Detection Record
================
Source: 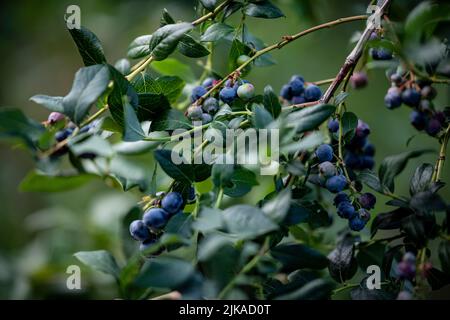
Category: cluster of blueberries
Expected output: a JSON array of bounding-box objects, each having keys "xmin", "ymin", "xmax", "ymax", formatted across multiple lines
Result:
[
  {"xmin": 396, "ymin": 252, "xmax": 416, "ymax": 281},
  {"xmin": 328, "ymin": 118, "xmax": 376, "ymax": 171},
  {"xmin": 279, "ymin": 75, "xmax": 322, "ymax": 104},
  {"xmin": 129, "ymin": 191, "xmax": 186, "ymax": 253},
  {"xmin": 187, "ymin": 77, "xmax": 256, "ymax": 123},
  {"xmin": 314, "ymin": 143, "xmax": 376, "ymax": 231},
  {"xmin": 384, "ymin": 73, "xmax": 446, "ymax": 136}
]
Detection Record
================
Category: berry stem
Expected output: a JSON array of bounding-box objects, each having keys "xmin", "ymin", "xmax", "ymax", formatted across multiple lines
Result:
[
  {"xmin": 214, "ymin": 188, "xmax": 224, "ymax": 209},
  {"xmin": 191, "ymin": 0, "xmax": 233, "ymax": 26},
  {"xmin": 320, "ymin": 0, "xmax": 391, "ymax": 103},
  {"xmin": 193, "ymin": 15, "xmax": 369, "ymax": 106},
  {"xmin": 433, "ymin": 124, "xmax": 450, "ymax": 182},
  {"xmin": 126, "ymin": 55, "xmax": 155, "ymax": 81}
]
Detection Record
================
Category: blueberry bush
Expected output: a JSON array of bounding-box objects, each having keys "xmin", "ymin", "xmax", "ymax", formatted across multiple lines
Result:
[{"xmin": 1, "ymin": 0, "xmax": 450, "ymax": 300}]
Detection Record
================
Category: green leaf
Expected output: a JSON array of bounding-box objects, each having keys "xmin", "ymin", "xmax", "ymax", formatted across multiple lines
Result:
[
  {"xmin": 271, "ymin": 243, "xmax": 329, "ymax": 272},
  {"xmin": 200, "ymin": 23, "xmax": 234, "ymax": 42},
  {"xmin": 405, "ymin": 2, "xmax": 450, "ymax": 42},
  {"xmin": 177, "ymin": 35, "xmax": 210, "ymax": 58},
  {"xmin": 410, "ymin": 163, "xmax": 434, "ymax": 195},
  {"xmin": 149, "ymin": 23, "xmax": 194, "ymax": 61},
  {"xmin": 193, "ymin": 207, "xmax": 224, "ymax": 233},
  {"xmin": 379, "ymin": 149, "xmax": 434, "ymax": 193},
  {"xmin": 280, "ymin": 131, "xmax": 324, "ymax": 154},
  {"xmin": 29, "ymin": 95, "xmax": 64, "ymax": 113},
  {"xmin": 252, "ymin": 104, "xmax": 273, "ymax": 129},
  {"xmin": 123, "ymin": 97, "xmax": 145, "ymax": 142},
  {"xmin": 69, "ymin": 135, "xmax": 114, "ymax": 158},
  {"xmin": 357, "ymin": 242, "xmax": 386, "ymax": 272},
  {"xmin": 199, "ymin": 0, "xmax": 217, "ymax": 11},
  {"xmin": 135, "ymin": 257, "xmax": 195, "ymax": 289},
  {"xmin": 165, "ymin": 212, "xmax": 193, "ymax": 240},
  {"xmin": 286, "ymin": 104, "xmax": 336, "ymax": 133},
  {"xmin": 131, "ymin": 73, "xmax": 184, "ymax": 104},
  {"xmin": 358, "ymin": 170, "xmax": 383, "ymax": 193},
  {"xmin": 0, "ymin": 108, "xmax": 44, "ymax": 148},
  {"xmin": 262, "ymin": 189, "xmax": 292, "ymax": 223},
  {"xmin": 244, "ymin": 0, "xmax": 285, "ymax": 19},
  {"xmin": 263, "ymin": 85, "xmax": 281, "ymax": 118},
  {"xmin": 334, "ymin": 92, "xmax": 349, "ymax": 106},
  {"xmin": 127, "ymin": 35, "xmax": 152, "ymax": 59},
  {"xmin": 327, "ymin": 235, "xmax": 357, "ymax": 283},
  {"xmin": 151, "ymin": 58, "xmax": 195, "ymax": 83},
  {"xmin": 223, "ymin": 166, "xmax": 259, "ymax": 197},
  {"xmin": 223, "ymin": 205, "xmax": 278, "ymax": 240},
  {"xmin": 62, "ymin": 64, "xmax": 110, "ymax": 124},
  {"xmin": 149, "ymin": 109, "xmax": 191, "ymax": 131},
  {"xmin": 20, "ymin": 171, "xmax": 97, "ymax": 192},
  {"xmin": 154, "ymin": 149, "xmax": 194, "ymax": 184},
  {"xmin": 68, "ymin": 26, "xmax": 107, "ymax": 66},
  {"xmin": 74, "ymin": 250, "xmax": 120, "ymax": 279},
  {"xmin": 341, "ymin": 112, "xmax": 358, "ymax": 136}
]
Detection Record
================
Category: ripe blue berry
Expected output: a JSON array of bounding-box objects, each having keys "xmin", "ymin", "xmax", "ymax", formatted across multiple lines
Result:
[
  {"xmin": 289, "ymin": 78, "xmax": 304, "ymax": 96},
  {"xmin": 220, "ymin": 86, "xmax": 237, "ymax": 104},
  {"xmin": 315, "ymin": 144, "xmax": 333, "ymax": 163},
  {"xmin": 202, "ymin": 97, "xmax": 219, "ymax": 114},
  {"xmin": 348, "ymin": 216, "xmax": 366, "ymax": 231},
  {"xmin": 403, "ymin": 252, "xmax": 416, "ymax": 264},
  {"xmin": 191, "ymin": 86, "xmax": 207, "ymax": 102},
  {"xmin": 326, "ymin": 175, "xmax": 347, "ymax": 193},
  {"xmin": 201, "ymin": 113, "xmax": 213, "ymax": 124},
  {"xmin": 202, "ymin": 77, "xmax": 215, "ymax": 88},
  {"xmin": 401, "ymin": 88, "xmax": 421, "ymax": 107},
  {"xmin": 291, "ymin": 95, "xmax": 306, "ymax": 104},
  {"xmin": 161, "ymin": 192, "xmax": 184, "ymax": 215},
  {"xmin": 328, "ymin": 119, "xmax": 339, "ymax": 133},
  {"xmin": 421, "ymin": 86, "xmax": 437, "ymax": 100},
  {"xmin": 357, "ymin": 208, "xmax": 371, "ymax": 222},
  {"xmin": 356, "ymin": 120, "xmax": 370, "ymax": 138},
  {"xmin": 333, "ymin": 192, "xmax": 350, "ymax": 206},
  {"xmin": 350, "ymin": 72, "xmax": 368, "ymax": 89},
  {"xmin": 384, "ymin": 88, "xmax": 402, "ymax": 109},
  {"xmin": 143, "ymin": 208, "xmax": 169, "ymax": 229},
  {"xmin": 360, "ymin": 156, "xmax": 375, "ymax": 170},
  {"xmin": 139, "ymin": 238, "xmax": 158, "ymax": 252},
  {"xmin": 48, "ymin": 112, "xmax": 65, "ymax": 124},
  {"xmin": 55, "ymin": 128, "xmax": 74, "ymax": 142},
  {"xmin": 377, "ymin": 48, "xmax": 393, "ymax": 60},
  {"xmin": 290, "ymin": 75, "xmax": 305, "ymax": 83},
  {"xmin": 410, "ymin": 111, "xmax": 427, "ymax": 131},
  {"xmin": 280, "ymin": 84, "xmax": 293, "ymax": 100},
  {"xmin": 426, "ymin": 118, "xmax": 442, "ymax": 136},
  {"xmin": 304, "ymin": 84, "xmax": 322, "ymax": 102},
  {"xmin": 390, "ymin": 73, "xmax": 403, "ymax": 85},
  {"xmin": 359, "ymin": 193, "xmax": 376, "ymax": 209},
  {"xmin": 396, "ymin": 261, "xmax": 416, "ymax": 280},
  {"xmin": 363, "ymin": 143, "xmax": 375, "ymax": 156},
  {"xmin": 318, "ymin": 161, "xmax": 336, "ymax": 178},
  {"xmin": 337, "ymin": 202, "xmax": 356, "ymax": 219},
  {"xmin": 187, "ymin": 106, "xmax": 203, "ymax": 120},
  {"xmin": 237, "ymin": 83, "xmax": 255, "ymax": 100},
  {"xmin": 129, "ymin": 220, "xmax": 151, "ymax": 241}
]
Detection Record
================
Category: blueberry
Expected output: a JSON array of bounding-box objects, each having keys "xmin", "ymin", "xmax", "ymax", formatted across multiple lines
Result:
[
  {"xmin": 333, "ymin": 192, "xmax": 350, "ymax": 206},
  {"xmin": 363, "ymin": 143, "xmax": 375, "ymax": 156},
  {"xmin": 337, "ymin": 202, "xmax": 356, "ymax": 219},
  {"xmin": 289, "ymin": 78, "xmax": 304, "ymax": 96},
  {"xmin": 348, "ymin": 216, "xmax": 366, "ymax": 231},
  {"xmin": 315, "ymin": 144, "xmax": 333, "ymax": 163},
  {"xmin": 237, "ymin": 83, "xmax": 255, "ymax": 100},
  {"xmin": 357, "ymin": 208, "xmax": 371, "ymax": 222},
  {"xmin": 384, "ymin": 88, "xmax": 402, "ymax": 109},
  {"xmin": 410, "ymin": 111, "xmax": 427, "ymax": 131},
  {"xmin": 369, "ymin": 48, "xmax": 379, "ymax": 60},
  {"xmin": 326, "ymin": 175, "xmax": 347, "ymax": 193},
  {"xmin": 350, "ymin": 72, "xmax": 368, "ymax": 89},
  {"xmin": 202, "ymin": 77, "xmax": 215, "ymax": 88},
  {"xmin": 328, "ymin": 118, "xmax": 339, "ymax": 133},
  {"xmin": 202, "ymin": 97, "xmax": 219, "ymax": 114},
  {"xmin": 421, "ymin": 86, "xmax": 437, "ymax": 100},
  {"xmin": 435, "ymin": 111, "xmax": 446, "ymax": 125},
  {"xmin": 280, "ymin": 84, "xmax": 293, "ymax": 100},
  {"xmin": 369, "ymin": 31, "xmax": 378, "ymax": 41},
  {"xmin": 390, "ymin": 73, "xmax": 403, "ymax": 85},
  {"xmin": 191, "ymin": 86, "xmax": 207, "ymax": 102},
  {"xmin": 201, "ymin": 113, "xmax": 213, "ymax": 124},
  {"xmin": 143, "ymin": 208, "xmax": 169, "ymax": 229},
  {"xmin": 359, "ymin": 192, "xmax": 376, "ymax": 209},
  {"xmin": 48, "ymin": 112, "xmax": 65, "ymax": 124},
  {"xmin": 219, "ymin": 86, "xmax": 237, "ymax": 104},
  {"xmin": 318, "ymin": 161, "xmax": 336, "ymax": 178},
  {"xmin": 187, "ymin": 186, "xmax": 196, "ymax": 203},
  {"xmin": 129, "ymin": 220, "xmax": 151, "ymax": 241},
  {"xmin": 161, "ymin": 192, "xmax": 184, "ymax": 215},
  {"xmin": 290, "ymin": 75, "xmax": 305, "ymax": 83},
  {"xmin": 356, "ymin": 120, "xmax": 370, "ymax": 138},
  {"xmin": 377, "ymin": 47, "xmax": 393, "ymax": 60},
  {"xmin": 224, "ymin": 79, "xmax": 239, "ymax": 89},
  {"xmin": 187, "ymin": 106, "xmax": 203, "ymax": 120},
  {"xmin": 344, "ymin": 152, "xmax": 361, "ymax": 169},
  {"xmin": 360, "ymin": 156, "xmax": 375, "ymax": 170},
  {"xmin": 347, "ymin": 135, "xmax": 367, "ymax": 150},
  {"xmin": 401, "ymin": 88, "xmax": 421, "ymax": 107},
  {"xmin": 403, "ymin": 252, "xmax": 416, "ymax": 264},
  {"xmin": 304, "ymin": 84, "xmax": 322, "ymax": 102},
  {"xmin": 55, "ymin": 128, "xmax": 74, "ymax": 142},
  {"xmin": 396, "ymin": 261, "xmax": 416, "ymax": 280},
  {"xmin": 426, "ymin": 118, "xmax": 442, "ymax": 136},
  {"xmin": 291, "ymin": 95, "xmax": 306, "ymax": 104}
]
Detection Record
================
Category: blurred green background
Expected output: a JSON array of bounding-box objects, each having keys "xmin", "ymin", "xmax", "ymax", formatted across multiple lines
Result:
[{"xmin": 0, "ymin": 0, "xmax": 448, "ymax": 299}]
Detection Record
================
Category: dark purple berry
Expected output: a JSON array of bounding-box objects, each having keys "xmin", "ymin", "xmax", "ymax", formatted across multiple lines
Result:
[
  {"xmin": 356, "ymin": 120, "xmax": 370, "ymax": 138},
  {"xmin": 421, "ymin": 86, "xmax": 437, "ymax": 100},
  {"xmin": 328, "ymin": 118, "xmax": 339, "ymax": 133},
  {"xmin": 334, "ymin": 192, "xmax": 350, "ymax": 206},
  {"xmin": 337, "ymin": 202, "xmax": 356, "ymax": 219},
  {"xmin": 350, "ymin": 72, "xmax": 368, "ymax": 89},
  {"xmin": 390, "ymin": 73, "xmax": 403, "ymax": 86},
  {"xmin": 401, "ymin": 88, "xmax": 421, "ymax": 107},
  {"xmin": 426, "ymin": 118, "xmax": 442, "ymax": 136},
  {"xmin": 363, "ymin": 143, "xmax": 375, "ymax": 156},
  {"xmin": 359, "ymin": 193, "xmax": 376, "ymax": 210},
  {"xmin": 348, "ymin": 216, "xmax": 366, "ymax": 231},
  {"xmin": 410, "ymin": 111, "xmax": 427, "ymax": 131}
]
